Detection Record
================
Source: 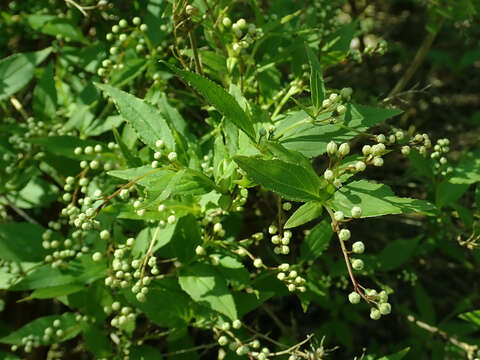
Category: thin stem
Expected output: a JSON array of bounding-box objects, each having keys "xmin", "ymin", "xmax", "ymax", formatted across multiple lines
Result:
[
  {"xmin": 188, "ymin": 30, "xmax": 203, "ymax": 74},
  {"xmin": 4, "ymin": 196, "xmax": 40, "ymax": 225},
  {"xmin": 387, "ymin": 21, "xmax": 443, "ymax": 99},
  {"xmin": 270, "ymin": 333, "xmax": 314, "ymax": 356},
  {"xmin": 140, "ymin": 224, "xmax": 162, "ymax": 279}
]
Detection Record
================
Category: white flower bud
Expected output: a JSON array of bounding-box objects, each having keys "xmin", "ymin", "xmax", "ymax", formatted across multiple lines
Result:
[
  {"xmin": 324, "ymin": 169, "xmax": 334, "ymax": 181},
  {"xmin": 401, "ymin": 145, "xmax": 410, "ymax": 155},
  {"xmin": 336, "ymin": 104, "xmax": 346, "ymax": 115},
  {"xmin": 355, "ymin": 161, "xmax": 366, "ymax": 172},
  {"xmin": 326, "ymin": 141, "xmax": 337, "ymax": 156},
  {"xmin": 253, "ymin": 258, "xmax": 263, "ymax": 268},
  {"xmin": 351, "ymin": 206, "xmax": 362, "ymax": 218},
  {"xmin": 340, "ymin": 87, "xmax": 353, "ymax": 100},
  {"xmin": 167, "ymin": 152, "xmax": 177, "ymax": 161},
  {"xmin": 351, "ymin": 258, "xmax": 364, "ymax": 270},
  {"xmin": 348, "ymin": 292, "xmax": 361, "ymax": 304},
  {"xmin": 362, "ymin": 145, "xmax": 372, "ymax": 155},
  {"xmin": 376, "ymin": 134, "xmax": 386, "ymax": 143},
  {"xmin": 370, "ymin": 308, "xmax": 381, "ymax": 320},
  {"xmin": 352, "ymin": 241, "xmax": 365, "ymax": 254},
  {"xmin": 379, "ymin": 302, "xmax": 391, "ymax": 315},
  {"xmin": 334, "ymin": 211, "xmax": 344, "ymax": 221},
  {"xmin": 338, "ymin": 143, "xmax": 350, "ymax": 156},
  {"xmin": 338, "ymin": 229, "xmax": 351, "ymax": 241},
  {"xmin": 373, "ymin": 157, "xmax": 384, "ymax": 167}
]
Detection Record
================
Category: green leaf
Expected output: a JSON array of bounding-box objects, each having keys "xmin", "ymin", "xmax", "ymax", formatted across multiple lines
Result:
[
  {"xmin": 408, "ymin": 149, "xmax": 434, "ymax": 178},
  {"xmin": 28, "ymin": 136, "xmax": 103, "ymax": 160},
  {"xmin": 110, "ymin": 58, "xmax": 149, "ymax": 87},
  {"xmin": 300, "ymin": 219, "xmax": 333, "ymax": 261},
  {"xmin": 285, "ymin": 201, "xmax": 324, "ymax": 229},
  {"xmin": 156, "ymin": 215, "xmax": 202, "ymax": 263},
  {"xmin": 41, "ymin": 18, "xmax": 86, "ymax": 42},
  {"xmin": 459, "ymin": 310, "xmax": 480, "ymax": 328},
  {"xmin": 130, "ymin": 345, "xmax": 163, "ymax": 360},
  {"xmin": 377, "ymin": 347, "xmax": 410, "ymax": 360},
  {"xmin": 83, "ymin": 326, "xmax": 113, "ymax": 358},
  {"xmin": 8, "ymin": 176, "xmax": 57, "ymax": 209},
  {"xmin": 85, "ymin": 115, "xmax": 125, "ymax": 136},
  {"xmin": 234, "ymin": 156, "xmax": 323, "ymax": 202},
  {"xmin": 376, "ymin": 237, "xmax": 420, "ymax": 271},
  {"xmin": 0, "ymin": 48, "xmax": 52, "ymax": 100},
  {"xmin": 123, "ymin": 278, "xmax": 192, "ymax": 328},
  {"xmin": 112, "ymin": 127, "xmax": 142, "ymax": 168},
  {"xmin": 163, "ymin": 62, "xmax": 256, "ymax": 140},
  {"xmin": 20, "ymin": 283, "xmax": 84, "ymax": 301},
  {"xmin": 96, "ymin": 83, "xmax": 175, "ymax": 150},
  {"xmin": 10, "ymin": 256, "xmax": 106, "ymax": 291},
  {"xmin": 329, "ymin": 180, "xmax": 435, "ymax": 218},
  {"xmin": 435, "ymin": 181, "xmax": 469, "ymax": 208},
  {"xmin": 0, "ymin": 222, "xmax": 48, "ymax": 262},
  {"xmin": 278, "ymin": 104, "xmax": 402, "ymax": 157},
  {"xmin": 321, "ymin": 21, "xmax": 357, "ymax": 66},
  {"xmin": 178, "ymin": 263, "xmax": 238, "ymax": 320},
  {"xmin": 33, "ymin": 61, "xmax": 57, "ymax": 121},
  {"xmin": 449, "ymin": 149, "xmax": 480, "ymax": 184},
  {"xmin": 305, "ymin": 45, "xmax": 325, "ymax": 111},
  {"xmin": 0, "ymin": 313, "xmax": 81, "ymax": 345}
]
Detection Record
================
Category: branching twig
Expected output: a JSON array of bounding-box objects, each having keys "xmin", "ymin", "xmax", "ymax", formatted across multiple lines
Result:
[{"xmin": 407, "ymin": 315, "xmax": 478, "ymax": 359}]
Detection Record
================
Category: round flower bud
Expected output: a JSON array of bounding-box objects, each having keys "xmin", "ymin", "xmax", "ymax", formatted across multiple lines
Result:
[
  {"xmin": 379, "ymin": 302, "xmax": 391, "ymax": 315},
  {"xmin": 92, "ymin": 252, "xmax": 103, "ymax": 261},
  {"xmin": 362, "ymin": 145, "xmax": 372, "ymax": 155},
  {"xmin": 338, "ymin": 143, "xmax": 350, "ymax": 156},
  {"xmin": 401, "ymin": 145, "xmax": 410, "ymax": 156},
  {"xmin": 167, "ymin": 215, "xmax": 176, "ymax": 224},
  {"xmin": 355, "ymin": 161, "xmax": 366, "ymax": 172},
  {"xmin": 334, "ymin": 211, "xmax": 344, "ymax": 221},
  {"xmin": 336, "ymin": 104, "xmax": 346, "ymax": 115},
  {"xmin": 133, "ymin": 17, "xmax": 141, "ymax": 25},
  {"xmin": 348, "ymin": 291, "xmax": 361, "ymax": 304},
  {"xmin": 340, "ymin": 87, "xmax": 353, "ymax": 100},
  {"xmin": 195, "ymin": 245, "xmax": 206, "ymax": 256},
  {"xmin": 253, "ymin": 258, "xmax": 263, "ymax": 268},
  {"xmin": 167, "ymin": 152, "xmax": 177, "ymax": 161},
  {"xmin": 370, "ymin": 308, "xmax": 381, "ymax": 320},
  {"xmin": 277, "ymin": 272, "xmax": 286, "ymax": 281},
  {"xmin": 326, "ymin": 141, "xmax": 337, "ymax": 156},
  {"xmin": 322, "ymin": 99, "xmax": 331, "ymax": 108},
  {"xmin": 371, "ymin": 143, "xmax": 386, "ymax": 156},
  {"xmin": 351, "ymin": 206, "xmax": 362, "ymax": 218},
  {"xmin": 324, "ymin": 169, "xmax": 334, "ymax": 181},
  {"xmin": 338, "ymin": 229, "xmax": 351, "ymax": 241},
  {"xmin": 282, "ymin": 202, "xmax": 292, "ymax": 211},
  {"xmin": 352, "ymin": 241, "xmax": 365, "ymax": 254},
  {"xmin": 351, "ymin": 259, "xmax": 364, "ymax": 270},
  {"xmin": 376, "ymin": 134, "xmax": 386, "ymax": 143},
  {"xmin": 100, "ymin": 230, "xmax": 110, "ymax": 240},
  {"xmin": 139, "ymin": 24, "xmax": 148, "ymax": 32},
  {"xmin": 222, "ymin": 17, "xmax": 232, "ymax": 28},
  {"xmin": 378, "ymin": 291, "xmax": 388, "ymax": 303},
  {"xmin": 218, "ymin": 336, "xmax": 228, "ymax": 346},
  {"xmin": 278, "ymin": 263, "xmax": 289, "ymax": 271},
  {"xmin": 373, "ymin": 157, "xmax": 384, "ymax": 167},
  {"xmin": 236, "ymin": 345, "xmax": 249, "ymax": 356},
  {"xmin": 232, "ymin": 319, "xmax": 242, "ymax": 329},
  {"xmin": 136, "ymin": 292, "xmax": 146, "ymax": 302}
]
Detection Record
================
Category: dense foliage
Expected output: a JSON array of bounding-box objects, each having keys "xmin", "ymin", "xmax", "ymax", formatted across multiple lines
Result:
[{"xmin": 1, "ymin": 0, "xmax": 480, "ymax": 359}]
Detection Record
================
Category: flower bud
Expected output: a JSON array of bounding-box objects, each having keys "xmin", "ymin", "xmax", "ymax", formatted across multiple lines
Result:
[
  {"xmin": 355, "ymin": 161, "xmax": 366, "ymax": 172},
  {"xmin": 334, "ymin": 211, "xmax": 344, "ymax": 221},
  {"xmin": 351, "ymin": 258, "xmax": 364, "ymax": 270},
  {"xmin": 352, "ymin": 241, "xmax": 365, "ymax": 254},
  {"xmin": 348, "ymin": 291, "xmax": 361, "ymax": 304},
  {"xmin": 338, "ymin": 143, "xmax": 350, "ymax": 156},
  {"xmin": 370, "ymin": 308, "xmax": 381, "ymax": 320},
  {"xmin": 401, "ymin": 145, "xmax": 410, "ymax": 156},
  {"xmin": 379, "ymin": 302, "xmax": 391, "ymax": 315},
  {"xmin": 351, "ymin": 206, "xmax": 362, "ymax": 218},
  {"xmin": 326, "ymin": 141, "xmax": 337, "ymax": 156},
  {"xmin": 340, "ymin": 87, "xmax": 353, "ymax": 100},
  {"xmin": 324, "ymin": 169, "xmax": 334, "ymax": 181},
  {"xmin": 338, "ymin": 228, "xmax": 351, "ymax": 241},
  {"xmin": 362, "ymin": 145, "xmax": 372, "ymax": 155},
  {"xmin": 373, "ymin": 157, "xmax": 384, "ymax": 167}
]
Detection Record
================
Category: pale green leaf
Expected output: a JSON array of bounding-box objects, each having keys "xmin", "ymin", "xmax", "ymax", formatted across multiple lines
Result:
[
  {"xmin": 305, "ymin": 45, "xmax": 325, "ymax": 111},
  {"xmin": 96, "ymin": 83, "xmax": 175, "ymax": 150},
  {"xmin": 234, "ymin": 156, "xmax": 323, "ymax": 202},
  {"xmin": 163, "ymin": 63, "xmax": 256, "ymax": 140},
  {"xmin": 300, "ymin": 219, "xmax": 333, "ymax": 261},
  {"xmin": 178, "ymin": 263, "xmax": 238, "ymax": 320},
  {"xmin": 285, "ymin": 201, "xmax": 324, "ymax": 229},
  {"xmin": 329, "ymin": 180, "xmax": 435, "ymax": 217}
]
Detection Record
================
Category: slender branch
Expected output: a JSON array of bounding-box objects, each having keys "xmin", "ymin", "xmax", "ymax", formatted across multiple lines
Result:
[
  {"xmin": 407, "ymin": 315, "xmax": 478, "ymax": 359},
  {"xmin": 270, "ymin": 333, "xmax": 314, "ymax": 356},
  {"xmin": 388, "ymin": 22, "xmax": 443, "ymax": 98},
  {"xmin": 4, "ymin": 196, "xmax": 40, "ymax": 225},
  {"xmin": 140, "ymin": 224, "xmax": 162, "ymax": 279},
  {"xmin": 188, "ymin": 31, "xmax": 203, "ymax": 74}
]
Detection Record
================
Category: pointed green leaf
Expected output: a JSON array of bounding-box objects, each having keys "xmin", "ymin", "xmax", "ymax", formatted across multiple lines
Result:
[
  {"xmin": 163, "ymin": 62, "xmax": 256, "ymax": 140},
  {"xmin": 96, "ymin": 83, "xmax": 175, "ymax": 150},
  {"xmin": 305, "ymin": 45, "xmax": 325, "ymax": 111},
  {"xmin": 300, "ymin": 219, "xmax": 333, "ymax": 261},
  {"xmin": 0, "ymin": 222, "xmax": 48, "ymax": 262},
  {"xmin": 330, "ymin": 180, "xmax": 435, "ymax": 217},
  {"xmin": 179, "ymin": 263, "xmax": 238, "ymax": 320},
  {"xmin": 33, "ymin": 61, "xmax": 57, "ymax": 121},
  {"xmin": 0, "ymin": 48, "xmax": 52, "ymax": 100},
  {"xmin": 285, "ymin": 201, "xmax": 324, "ymax": 229},
  {"xmin": 234, "ymin": 155, "xmax": 323, "ymax": 202}
]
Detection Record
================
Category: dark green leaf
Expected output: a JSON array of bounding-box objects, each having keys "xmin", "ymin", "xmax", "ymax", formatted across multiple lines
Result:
[
  {"xmin": 83, "ymin": 326, "xmax": 113, "ymax": 358},
  {"xmin": 330, "ymin": 180, "xmax": 435, "ymax": 218},
  {"xmin": 33, "ymin": 61, "xmax": 57, "ymax": 121},
  {"xmin": 285, "ymin": 201, "xmax": 324, "ymax": 229},
  {"xmin": 0, "ymin": 313, "xmax": 81, "ymax": 345},
  {"xmin": 234, "ymin": 155, "xmax": 323, "ymax": 202},
  {"xmin": 163, "ymin": 62, "xmax": 256, "ymax": 140},
  {"xmin": 110, "ymin": 58, "xmax": 149, "ymax": 87},
  {"xmin": 300, "ymin": 219, "xmax": 333, "ymax": 261},
  {"xmin": 435, "ymin": 181, "xmax": 469, "ymax": 208},
  {"xmin": 0, "ymin": 48, "xmax": 52, "ymax": 100},
  {"xmin": 0, "ymin": 222, "xmax": 48, "ymax": 262},
  {"xmin": 178, "ymin": 263, "xmax": 238, "ymax": 320},
  {"xmin": 305, "ymin": 45, "xmax": 325, "ymax": 110},
  {"xmin": 96, "ymin": 83, "xmax": 175, "ymax": 150}
]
